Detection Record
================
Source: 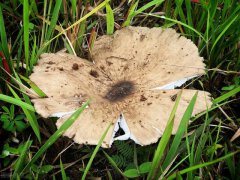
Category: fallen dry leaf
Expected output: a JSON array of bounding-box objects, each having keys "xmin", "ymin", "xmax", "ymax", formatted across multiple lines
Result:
[{"xmin": 231, "ymin": 128, "xmax": 240, "ymax": 142}]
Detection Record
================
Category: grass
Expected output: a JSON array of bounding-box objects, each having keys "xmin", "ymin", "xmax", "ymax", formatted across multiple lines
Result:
[
  {"xmin": 0, "ymin": 0, "xmax": 240, "ymax": 179},
  {"xmin": 147, "ymin": 91, "xmax": 183, "ymax": 179}
]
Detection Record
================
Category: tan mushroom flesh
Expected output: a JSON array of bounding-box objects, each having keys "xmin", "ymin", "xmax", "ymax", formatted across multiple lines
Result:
[{"xmin": 30, "ymin": 26, "xmax": 212, "ymax": 148}]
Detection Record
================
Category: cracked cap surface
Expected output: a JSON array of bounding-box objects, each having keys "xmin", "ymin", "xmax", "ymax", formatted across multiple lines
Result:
[{"xmin": 30, "ymin": 26, "xmax": 212, "ymax": 148}]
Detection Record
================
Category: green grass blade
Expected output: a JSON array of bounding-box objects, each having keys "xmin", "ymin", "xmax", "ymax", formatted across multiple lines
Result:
[
  {"xmin": 106, "ymin": 1, "xmax": 114, "ymax": 35},
  {"xmin": 12, "ymin": 26, "xmax": 23, "ymax": 58},
  {"xmin": 0, "ymin": 5, "xmax": 10, "ymax": 61},
  {"xmin": 11, "ymin": 69, "xmax": 41, "ymax": 143},
  {"xmin": 19, "ymin": 74, "xmax": 47, "ymax": 98},
  {"xmin": 82, "ymin": 123, "xmax": 113, "ymax": 180},
  {"xmin": 174, "ymin": 0, "xmax": 187, "ymax": 29},
  {"xmin": 63, "ymin": 38, "xmax": 75, "ymax": 55},
  {"xmin": 107, "ymin": 170, "xmax": 113, "ymax": 180},
  {"xmin": 75, "ymin": 19, "xmax": 86, "ymax": 54},
  {"xmin": 124, "ymin": 0, "xmax": 165, "ymax": 26},
  {"xmin": 210, "ymin": 14, "xmax": 239, "ymax": 54},
  {"xmin": 30, "ymin": 0, "xmax": 38, "ymax": 16},
  {"xmin": 12, "ymin": 139, "xmax": 32, "ymax": 179},
  {"xmin": 23, "ymin": 0, "xmax": 29, "ymax": 74},
  {"xmin": 186, "ymin": 129, "xmax": 195, "ymax": 179},
  {"xmin": 45, "ymin": 0, "xmax": 62, "ymax": 41},
  {"xmin": 145, "ymin": 13, "xmax": 206, "ymax": 42},
  {"xmin": 185, "ymin": 0, "xmax": 194, "ymax": 39},
  {"xmin": 40, "ymin": 0, "xmax": 47, "ymax": 46},
  {"xmin": 167, "ymin": 151, "xmax": 239, "ymax": 180},
  {"xmin": 0, "ymin": 94, "xmax": 35, "ymax": 111},
  {"xmin": 7, "ymin": 84, "xmax": 41, "ymax": 142},
  {"xmin": 21, "ymin": 100, "xmax": 90, "ymax": 174},
  {"xmin": 122, "ymin": 0, "xmax": 139, "ymax": 27},
  {"xmin": 71, "ymin": 0, "xmax": 77, "ymax": 20},
  {"xmin": 147, "ymin": 91, "xmax": 183, "ymax": 180},
  {"xmin": 202, "ymin": 9, "xmax": 210, "ymax": 56},
  {"xmin": 29, "ymin": 34, "xmax": 37, "ymax": 70},
  {"xmin": 162, "ymin": 92, "xmax": 198, "ymax": 171},
  {"xmin": 134, "ymin": 0, "xmax": 164, "ymax": 16},
  {"xmin": 16, "ymin": 33, "xmax": 23, "ymax": 71},
  {"xmin": 213, "ymin": 86, "xmax": 240, "ymax": 104},
  {"xmin": 103, "ymin": 151, "xmax": 125, "ymax": 177},
  {"xmin": 224, "ymin": 144, "xmax": 236, "ymax": 179},
  {"xmin": 162, "ymin": 155, "xmax": 189, "ymax": 179},
  {"xmin": 60, "ymin": 158, "xmax": 67, "ymax": 180}
]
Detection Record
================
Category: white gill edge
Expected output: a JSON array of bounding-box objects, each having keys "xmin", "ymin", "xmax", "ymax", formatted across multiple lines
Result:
[
  {"xmin": 50, "ymin": 105, "xmax": 89, "ymax": 118},
  {"xmin": 50, "ymin": 111, "xmax": 76, "ymax": 118},
  {"xmin": 110, "ymin": 113, "xmax": 141, "ymax": 146},
  {"xmin": 152, "ymin": 75, "xmax": 199, "ymax": 90}
]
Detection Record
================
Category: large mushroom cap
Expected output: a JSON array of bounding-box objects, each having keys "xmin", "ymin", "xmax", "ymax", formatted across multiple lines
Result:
[{"xmin": 30, "ymin": 26, "xmax": 212, "ymax": 148}]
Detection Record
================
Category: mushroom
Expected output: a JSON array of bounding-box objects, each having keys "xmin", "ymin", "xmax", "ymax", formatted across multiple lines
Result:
[{"xmin": 30, "ymin": 26, "xmax": 212, "ymax": 148}]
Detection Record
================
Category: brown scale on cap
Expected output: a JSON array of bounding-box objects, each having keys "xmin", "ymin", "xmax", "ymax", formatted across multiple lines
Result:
[
  {"xmin": 72, "ymin": 63, "xmax": 79, "ymax": 70},
  {"xmin": 140, "ymin": 95, "xmax": 147, "ymax": 101},
  {"xmin": 89, "ymin": 70, "xmax": 99, "ymax": 78}
]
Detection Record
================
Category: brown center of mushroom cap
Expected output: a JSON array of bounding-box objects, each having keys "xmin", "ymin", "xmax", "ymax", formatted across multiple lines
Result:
[{"xmin": 105, "ymin": 81, "xmax": 134, "ymax": 102}]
